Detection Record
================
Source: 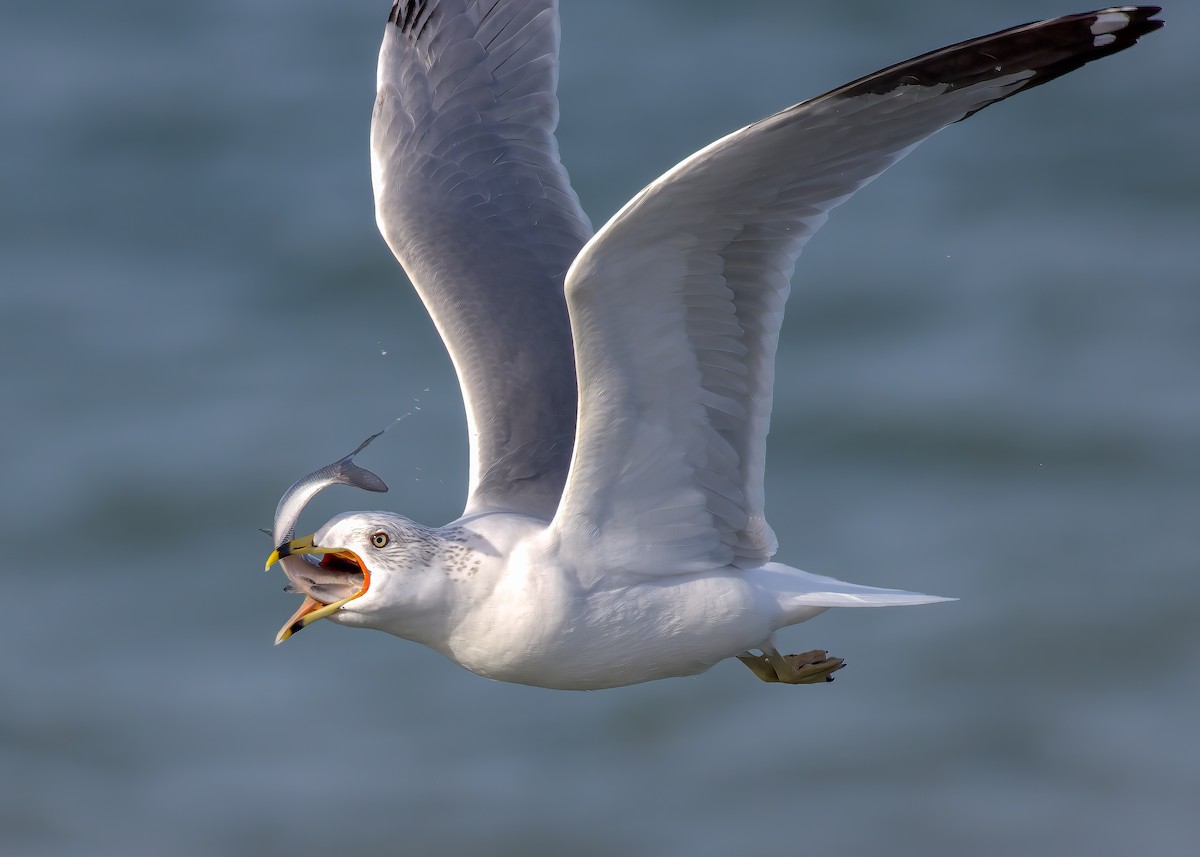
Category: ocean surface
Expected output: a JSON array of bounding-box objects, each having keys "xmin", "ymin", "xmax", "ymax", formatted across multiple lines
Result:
[{"xmin": 3, "ymin": 2, "xmax": 1198, "ymax": 855}]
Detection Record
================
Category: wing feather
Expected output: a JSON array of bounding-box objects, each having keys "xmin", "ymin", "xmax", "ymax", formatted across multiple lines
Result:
[
  {"xmin": 372, "ymin": 0, "xmax": 592, "ymax": 519},
  {"xmin": 550, "ymin": 7, "xmax": 1161, "ymax": 578}
]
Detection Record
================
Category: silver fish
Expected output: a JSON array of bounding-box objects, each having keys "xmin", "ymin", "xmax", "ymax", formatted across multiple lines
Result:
[
  {"xmin": 270, "ymin": 430, "xmax": 389, "ymax": 549},
  {"xmin": 264, "ymin": 430, "xmax": 390, "ymax": 644}
]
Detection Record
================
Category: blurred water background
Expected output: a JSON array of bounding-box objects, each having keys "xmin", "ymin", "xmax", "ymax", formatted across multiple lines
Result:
[{"xmin": 2, "ymin": 1, "xmax": 1198, "ymax": 855}]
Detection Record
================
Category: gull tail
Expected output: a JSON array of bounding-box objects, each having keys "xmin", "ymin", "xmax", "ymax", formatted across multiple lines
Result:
[{"xmin": 748, "ymin": 563, "xmax": 954, "ymax": 623}]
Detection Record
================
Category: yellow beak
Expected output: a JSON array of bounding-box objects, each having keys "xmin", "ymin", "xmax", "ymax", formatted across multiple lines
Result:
[
  {"xmin": 265, "ymin": 534, "xmax": 336, "ymax": 571},
  {"xmin": 273, "ymin": 594, "xmax": 358, "ymax": 645}
]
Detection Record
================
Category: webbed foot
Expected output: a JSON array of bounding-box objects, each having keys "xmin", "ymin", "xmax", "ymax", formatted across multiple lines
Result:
[{"xmin": 737, "ymin": 647, "xmax": 845, "ymax": 684}]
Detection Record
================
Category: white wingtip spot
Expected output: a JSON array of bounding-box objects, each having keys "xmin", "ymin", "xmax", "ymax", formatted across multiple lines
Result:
[
  {"xmin": 1094, "ymin": 33, "xmax": 1118, "ymax": 48},
  {"xmin": 1091, "ymin": 12, "xmax": 1131, "ymax": 36}
]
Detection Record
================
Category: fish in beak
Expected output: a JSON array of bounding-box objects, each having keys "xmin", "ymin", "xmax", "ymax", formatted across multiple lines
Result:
[{"xmin": 266, "ymin": 536, "xmax": 371, "ymax": 645}]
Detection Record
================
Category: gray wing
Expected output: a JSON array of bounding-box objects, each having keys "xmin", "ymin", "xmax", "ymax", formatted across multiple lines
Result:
[
  {"xmin": 371, "ymin": 0, "xmax": 592, "ymax": 519},
  {"xmin": 551, "ymin": 8, "xmax": 1161, "ymax": 576}
]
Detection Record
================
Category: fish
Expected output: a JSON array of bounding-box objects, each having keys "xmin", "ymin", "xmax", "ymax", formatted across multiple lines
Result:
[
  {"xmin": 270, "ymin": 430, "xmax": 389, "ymax": 549},
  {"xmin": 264, "ymin": 429, "xmax": 390, "ymax": 644}
]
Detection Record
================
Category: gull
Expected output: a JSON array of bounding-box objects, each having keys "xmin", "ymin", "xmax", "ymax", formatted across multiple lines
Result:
[{"xmin": 265, "ymin": 3, "xmax": 1161, "ymax": 690}]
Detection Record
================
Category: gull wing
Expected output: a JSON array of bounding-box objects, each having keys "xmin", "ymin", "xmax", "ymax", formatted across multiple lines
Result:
[
  {"xmin": 372, "ymin": 0, "xmax": 592, "ymax": 519},
  {"xmin": 550, "ymin": 8, "xmax": 1161, "ymax": 577}
]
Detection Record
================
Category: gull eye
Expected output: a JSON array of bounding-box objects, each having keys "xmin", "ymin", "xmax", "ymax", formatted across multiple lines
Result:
[{"xmin": 370, "ymin": 531, "xmax": 390, "ymax": 548}]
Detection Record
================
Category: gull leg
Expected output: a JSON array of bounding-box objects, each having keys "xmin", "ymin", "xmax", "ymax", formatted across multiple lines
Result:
[{"xmin": 737, "ymin": 642, "xmax": 845, "ymax": 684}]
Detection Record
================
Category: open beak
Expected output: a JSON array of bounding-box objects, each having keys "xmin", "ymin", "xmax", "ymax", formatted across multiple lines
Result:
[{"xmin": 265, "ymin": 535, "xmax": 370, "ymax": 645}]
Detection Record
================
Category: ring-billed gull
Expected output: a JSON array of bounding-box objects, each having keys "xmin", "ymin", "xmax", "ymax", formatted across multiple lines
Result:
[{"xmin": 265, "ymin": 3, "xmax": 1161, "ymax": 689}]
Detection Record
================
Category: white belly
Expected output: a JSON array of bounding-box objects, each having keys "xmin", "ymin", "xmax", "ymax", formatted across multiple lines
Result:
[{"xmin": 440, "ymin": 566, "xmax": 783, "ymax": 690}]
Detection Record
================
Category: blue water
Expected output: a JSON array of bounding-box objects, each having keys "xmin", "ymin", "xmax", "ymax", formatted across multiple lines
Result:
[{"xmin": 3, "ymin": 2, "xmax": 1198, "ymax": 855}]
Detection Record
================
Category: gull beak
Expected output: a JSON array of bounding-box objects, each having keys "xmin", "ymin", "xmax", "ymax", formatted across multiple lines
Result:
[
  {"xmin": 272, "ymin": 595, "xmax": 356, "ymax": 646},
  {"xmin": 265, "ymin": 535, "xmax": 370, "ymax": 645},
  {"xmin": 265, "ymin": 534, "xmax": 327, "ymax": 571}
]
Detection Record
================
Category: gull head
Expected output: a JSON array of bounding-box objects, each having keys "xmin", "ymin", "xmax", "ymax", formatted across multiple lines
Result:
[{"xmin": 266, "ymin": 510, "xmax": 451, "ymax": 645}]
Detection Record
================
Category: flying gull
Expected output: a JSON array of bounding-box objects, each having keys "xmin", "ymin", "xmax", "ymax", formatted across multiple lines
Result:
[{"xmin": 265, "ymin": 3, "xmax": 1161, "ymax": 689}]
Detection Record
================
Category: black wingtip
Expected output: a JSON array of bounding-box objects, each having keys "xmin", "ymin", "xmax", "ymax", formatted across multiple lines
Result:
[
  {"xmin": 798, "ymin": 6, "xmax": 1163, "ymax": 125},
  {"xmin": 1082, "ymin": 7, "xmax": 1164, "ymax": 57}
]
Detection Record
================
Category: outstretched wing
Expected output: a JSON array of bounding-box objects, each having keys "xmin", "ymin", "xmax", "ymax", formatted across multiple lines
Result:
[
  {"xmin": 550, "ymin": 8, "xmax": 1161, "ymax": 576},
  {"xmin": 372, "ymin": 0, "xmax": 592, "ymax": 519}
]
